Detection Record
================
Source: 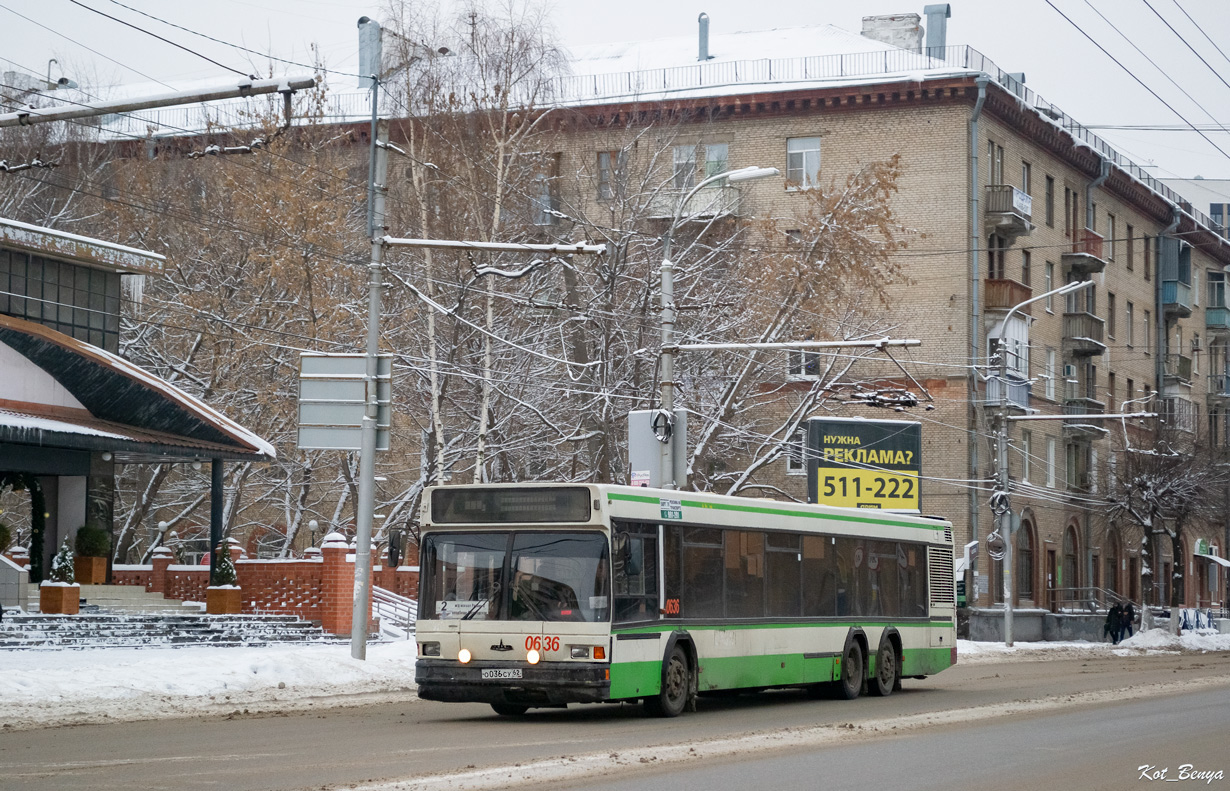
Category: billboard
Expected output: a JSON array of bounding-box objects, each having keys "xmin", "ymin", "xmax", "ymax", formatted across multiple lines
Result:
[{"xmin": 806, "ymin": 417, "xmax": 921, "ymax": 512}]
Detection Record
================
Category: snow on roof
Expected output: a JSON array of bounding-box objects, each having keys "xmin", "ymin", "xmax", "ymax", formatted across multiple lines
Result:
[
  {"xmin": 0, "ymin": 216, "xmax": 164, "ymax": 274},
  {"xmin": 567, "ymin": 23, "xmax": 897, "ymax": 75}
]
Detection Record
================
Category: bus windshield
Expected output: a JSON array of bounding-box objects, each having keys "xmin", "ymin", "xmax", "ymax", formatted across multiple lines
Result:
[{"xmin": 422, "ymin": 531, "xmax": 610, "ymax": 623}]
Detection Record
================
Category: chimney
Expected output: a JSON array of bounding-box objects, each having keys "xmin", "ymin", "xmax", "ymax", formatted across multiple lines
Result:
[
  {"xmin": 860, "ymin": 13, "xmax": 923, "ymax": 53},
  {"xmin": 698, "ymin": 13, "xmax": 712, "ymax": 61},
  {"xmin": 923, "ymin": 4, "xmax": 951, "ymax": 56}
]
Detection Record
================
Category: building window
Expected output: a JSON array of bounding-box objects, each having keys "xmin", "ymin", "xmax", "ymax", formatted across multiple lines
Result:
[
  {"xmin": 529, "ymin": 153, "xmax": 561, "ymax": 226},
  {"xmin": 988, "ymin": 234, "xmax": 1008, "ymax": 280},
  {"xmin": 1017, "ymin": 523, "xmax": 1034, "ymax": 599},
  {"xmin": 704, "ymin": 142, "xmax": 728, "ymax": 179},
  {"xmin": 989, "ymin": 315, "xmax": 1029, "ymax": 376},
  {"xmin": 788, "ymin": 349, "xmax": 820, "ymax": 378},
  {"xmin": 1045, "ymin": 176, "xmax": 1055, "ymax": 227},
  {"xmin": 1107, "ymin": 292, "xmax": 1116, "ymax": 338},
  {"xmin": 0, "ymin": 250, "xmax": 121, "ymax": 353},
  {"xmin": 786, "ymin": 427, "xmax": 807, "ymax": 475},
  {"xmin": 1144, "ymin": 234, "xmax": 1152, "ymax": 281},
  {"xmin": 1126, "ymin": 224, "xmax": 1134, "ymax": 270},
  {"xmin": 1045, "ymin": 262, "xmax": 1055, "ymax": 311},
  {"xmin": 673, "ymin": 144, "xmax": 697, "ymax": 190},
  {"xmin": 1144, "ymin": 309, "xmax": 1151, "ymax": 354},
  {"xmin": 1045, "ymin": 348, "xmax": 1057, "ymax": 400},
  {"xmin": 597, "ymin": 150, "xmax": 626, "ymax": 200},
  {"xmin": 785, "ymin": 137, "xmax": 821, "ymax": 190},
  {"xmin": 1021, "ymin": 249, "xmax": 1031, "ymax": 286},
  {"xmin": 1046, "ymin": 437, "xmax": 1056, "ymax": 488},
  {"xmin": 988, "ymin": 140, "xmax": 1004, "ymax": 185},
  {"xmin": 1021, "ymin": 161, "xmax": 1032, "ymax": 195},
  {"xmin": 1107, "ymin": 372, "xmax": 1116, "ymax": 411},
  {"xmin": 1021, "ymin": 429, "xmax": 1032, "ymax": 483},
  {"xmin": 1125, "ymin": 301, "xmax": 1134, "ymax": 346},
  {"xmin": 1210, "ymin": 270, "xmax": 1226, "ymax": 307}
]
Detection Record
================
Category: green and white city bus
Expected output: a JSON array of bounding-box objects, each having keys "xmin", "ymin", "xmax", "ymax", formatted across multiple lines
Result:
[{"xmin": 414, "ymin": 483, "xmax": 956, "ymax": 717}]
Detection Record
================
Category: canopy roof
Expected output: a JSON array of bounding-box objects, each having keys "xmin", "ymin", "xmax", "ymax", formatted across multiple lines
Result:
[{"xmin": 0, "ymin": 314, "xmax": 274, "ymax": 464}]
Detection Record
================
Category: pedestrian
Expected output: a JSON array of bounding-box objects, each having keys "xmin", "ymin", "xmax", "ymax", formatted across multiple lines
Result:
[
  {"xmin": 1107, "ymin": 602, "xmax": 1124, "ymax": 644},
  {"xmin": 1122, "ymin": 601, "xmax": 1135, "ymax": 640}
]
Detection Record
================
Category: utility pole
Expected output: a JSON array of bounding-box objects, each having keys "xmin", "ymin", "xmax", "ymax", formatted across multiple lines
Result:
[{"xmin": 352, "ymin": 16, "xmax": 385, "ymax": 660}]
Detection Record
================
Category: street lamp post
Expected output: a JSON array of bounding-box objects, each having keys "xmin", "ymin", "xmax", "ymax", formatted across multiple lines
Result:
[
  {"xmin": 658, "ymin": 166, "xmax": 779, "ymax": 489},
  {"xmin": 994, "ymin": 279, "xmax": 1092, "ymax": 646}
]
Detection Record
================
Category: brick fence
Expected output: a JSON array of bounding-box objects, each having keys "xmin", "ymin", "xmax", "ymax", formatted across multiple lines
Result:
[{"xmin": 106, "ymin": 533, "xmax": 420, "ymax": 635}]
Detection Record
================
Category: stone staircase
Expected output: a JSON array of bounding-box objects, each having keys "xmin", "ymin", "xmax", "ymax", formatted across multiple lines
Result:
[{"xmin": 0, "ymin": 612, "xmax": 346, "ymax": 649}]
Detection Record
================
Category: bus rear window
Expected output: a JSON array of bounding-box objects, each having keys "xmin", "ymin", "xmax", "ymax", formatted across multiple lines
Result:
[{"xmin": 431, "ymin": 487, "xmax": 591, "ymax": 523}]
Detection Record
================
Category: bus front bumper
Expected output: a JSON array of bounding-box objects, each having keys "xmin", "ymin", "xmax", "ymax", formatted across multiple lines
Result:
[{"xmin": 416, "ymin": 659, "xmax": 610, "ymax": 705}]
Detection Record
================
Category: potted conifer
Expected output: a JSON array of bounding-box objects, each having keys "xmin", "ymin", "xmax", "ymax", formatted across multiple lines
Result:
[
  {"xmin": 73, "ymin": 525, "xmax": 110, "ymax": 584},
  {"xmin": 39, "ymin": 540, "xmax": 80, "ymax": 615},
  {"xmin": 205, "ymin": 546, "xmax": 242, "ymax": 614}
]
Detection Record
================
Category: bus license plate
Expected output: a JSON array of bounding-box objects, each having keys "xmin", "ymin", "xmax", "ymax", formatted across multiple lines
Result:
[{"xmin": 481, "ymin": 669, "xmax": 522, "ymax": 679}]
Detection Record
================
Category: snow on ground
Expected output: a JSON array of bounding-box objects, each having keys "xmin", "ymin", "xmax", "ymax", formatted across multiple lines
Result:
[
  {"xmin": 2, "ymin": 630, "xmax": 1228, "ymax": 732},
  {"xmin": 0, "ymin": 639, "xmax": 419, "ymax": 731}
]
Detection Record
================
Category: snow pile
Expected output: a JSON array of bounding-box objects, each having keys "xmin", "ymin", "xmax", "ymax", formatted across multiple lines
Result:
[
  {"xmin": 959, "ymin": 628, "xmax": 1230, "ymax": 664},
  {"xmin": 1118, "ymin": 628, "xmax": 1230, "ymax": 653},
  {"xmin": 0, "ymin": 640, "xmax": 419, "ymax": 731}
]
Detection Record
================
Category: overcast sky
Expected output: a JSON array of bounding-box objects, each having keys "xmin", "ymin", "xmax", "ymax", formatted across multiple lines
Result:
[{"xmin": 3, "ymin": 0, "xmax": 1230, "ymax": 188}]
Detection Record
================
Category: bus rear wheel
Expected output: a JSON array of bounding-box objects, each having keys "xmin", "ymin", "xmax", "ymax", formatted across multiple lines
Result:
[
  {"xmin": 837, "ymin": 640, "xmax": 864, "ymax": 700},
  {"xmin": 491, "ymin": 703, "xmax": 529, "ymax": 716},
  {"xmin": 870, "ymin": 639, "xmax": 897, "ymax": 697},
  {"xmin": 645, "ymin": 646, "xmax": 689, "ymax": 717}
]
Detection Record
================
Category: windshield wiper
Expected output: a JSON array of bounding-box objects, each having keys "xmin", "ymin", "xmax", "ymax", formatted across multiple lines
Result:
[{"xmin": 462, "ymin": 582, "xmax": 500, "ymax": 620}]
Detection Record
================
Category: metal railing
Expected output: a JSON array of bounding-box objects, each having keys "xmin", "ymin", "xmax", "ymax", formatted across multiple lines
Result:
[{"xmin": 372, "ymin": 586, "xmax": 417, "ymax": 640}]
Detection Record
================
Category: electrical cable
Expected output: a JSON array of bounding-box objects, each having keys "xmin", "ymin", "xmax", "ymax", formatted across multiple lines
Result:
[
  {"xmin": 1043, "ymin": 0, "xmax": 1230, "ymax": 164},
  {"xmin": 66, "ymin": 0, "xmax": 251, "ymax": 78}
]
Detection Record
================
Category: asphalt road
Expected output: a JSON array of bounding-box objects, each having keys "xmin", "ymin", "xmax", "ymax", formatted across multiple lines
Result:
[
  {"xmin": 3, "ymin": 651, "xmax": 1229, "ymax": 791},
  {"xmin": 568, "ymin": 687, "xmax": 1230, "ymax": 791}
]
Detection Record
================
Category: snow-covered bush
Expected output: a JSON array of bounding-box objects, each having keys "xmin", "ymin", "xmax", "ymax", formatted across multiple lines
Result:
[
  {"xmin": 212, "ymin": 551, "xmax": 237, "ymax": 587},
  {"xmin": 48, "ymin": 540, "xmax": 75, "ymax": 584}
]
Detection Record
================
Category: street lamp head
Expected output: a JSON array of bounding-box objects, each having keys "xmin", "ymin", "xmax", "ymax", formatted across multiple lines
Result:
[{"xmin": 725, "ymin": 166, "xmax": 781, "ymax": 183}]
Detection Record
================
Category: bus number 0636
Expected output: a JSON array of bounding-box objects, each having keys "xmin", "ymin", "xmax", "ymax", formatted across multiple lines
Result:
[{"xmin": 525, "ymin": 635, "xmax": 560, "ymax": 653}]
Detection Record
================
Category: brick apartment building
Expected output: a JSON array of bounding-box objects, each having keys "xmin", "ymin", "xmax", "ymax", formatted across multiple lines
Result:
[{"xmin": 531, "ymin": 8, "xmax": 1230, "ymax": 611}]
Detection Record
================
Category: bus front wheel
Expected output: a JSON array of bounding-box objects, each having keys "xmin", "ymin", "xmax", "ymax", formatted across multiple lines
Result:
[
  {"xmin": 837, "ymin": 641, "xmax": 864, "ymax": 700},
  {"xmin": 645, "ymin": 645, "xmax": 689, "ymax": 717}
]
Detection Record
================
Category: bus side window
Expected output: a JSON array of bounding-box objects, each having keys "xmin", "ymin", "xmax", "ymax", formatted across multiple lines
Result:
[{"xmin": 613, "ymin": 524, "xmax": 659, "ymax": 623}]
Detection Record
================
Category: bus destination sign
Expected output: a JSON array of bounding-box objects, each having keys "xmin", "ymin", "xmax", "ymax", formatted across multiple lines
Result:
[{"xmin": 806, "ymin": 417, "xmax": 922, "ymax": 512}]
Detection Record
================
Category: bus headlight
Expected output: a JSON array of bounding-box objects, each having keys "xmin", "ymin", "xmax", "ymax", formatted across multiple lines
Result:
[
  {"xmin": 458, "ymin": 648, "xmax": 472, "ymax": 664},
  {"xmin": 421, "ymin": 642, "xmax": 441, "ymax": 657},
  {"xmin": 570, "ymin": 646, "xmax": 590, "ymax": 659},
  {"xmin": 527, "ymin": 649, "xmax": 541, "ymax": 664}
]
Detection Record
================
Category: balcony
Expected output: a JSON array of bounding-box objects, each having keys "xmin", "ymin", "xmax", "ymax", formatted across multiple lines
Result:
[
  {"xmin": 1208, "ymin": 306, "xmax": 1230, "ymax": 335},
  {"xmin": 984, "ymin": 184, "xmax": 1033, "ymax": 240},
  {"xmin": 1062, "ymin": 311, "xmax": 1106, "ymax": 356},
  {"xmin": 1164, "ymin": 353, "xmax": 1193, "ymax": 385},
  {"xmin": 1162, "ymin": 279, "xmax": 1193, "ymax": 319},
  {"xmin": 647, "ymin": 184, "xmax": 741, "ymax": 219},
  {"xmin": 984, "ymin": 278, "xmax": 1032, "ymax": 314},
  {"xmin": 1208, "ymin": 374, "xmax": 1230, "ymax": 405},
  {"xmin": 986, "ymin": 374, "xmax": 1031, "ymax": 411},
  {"xmin": 1062, "ymin": 392, "xmax": 1109, "ymax": 440},
  {"xmin": 1061, "ymin": 228, "xmax": 1107, "ymax": 274}
]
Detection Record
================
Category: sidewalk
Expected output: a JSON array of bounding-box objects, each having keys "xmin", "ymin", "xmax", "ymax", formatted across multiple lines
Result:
[{"xmin": 2, "ymin": 629, "xmax": 1227, "ymax": 731}]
